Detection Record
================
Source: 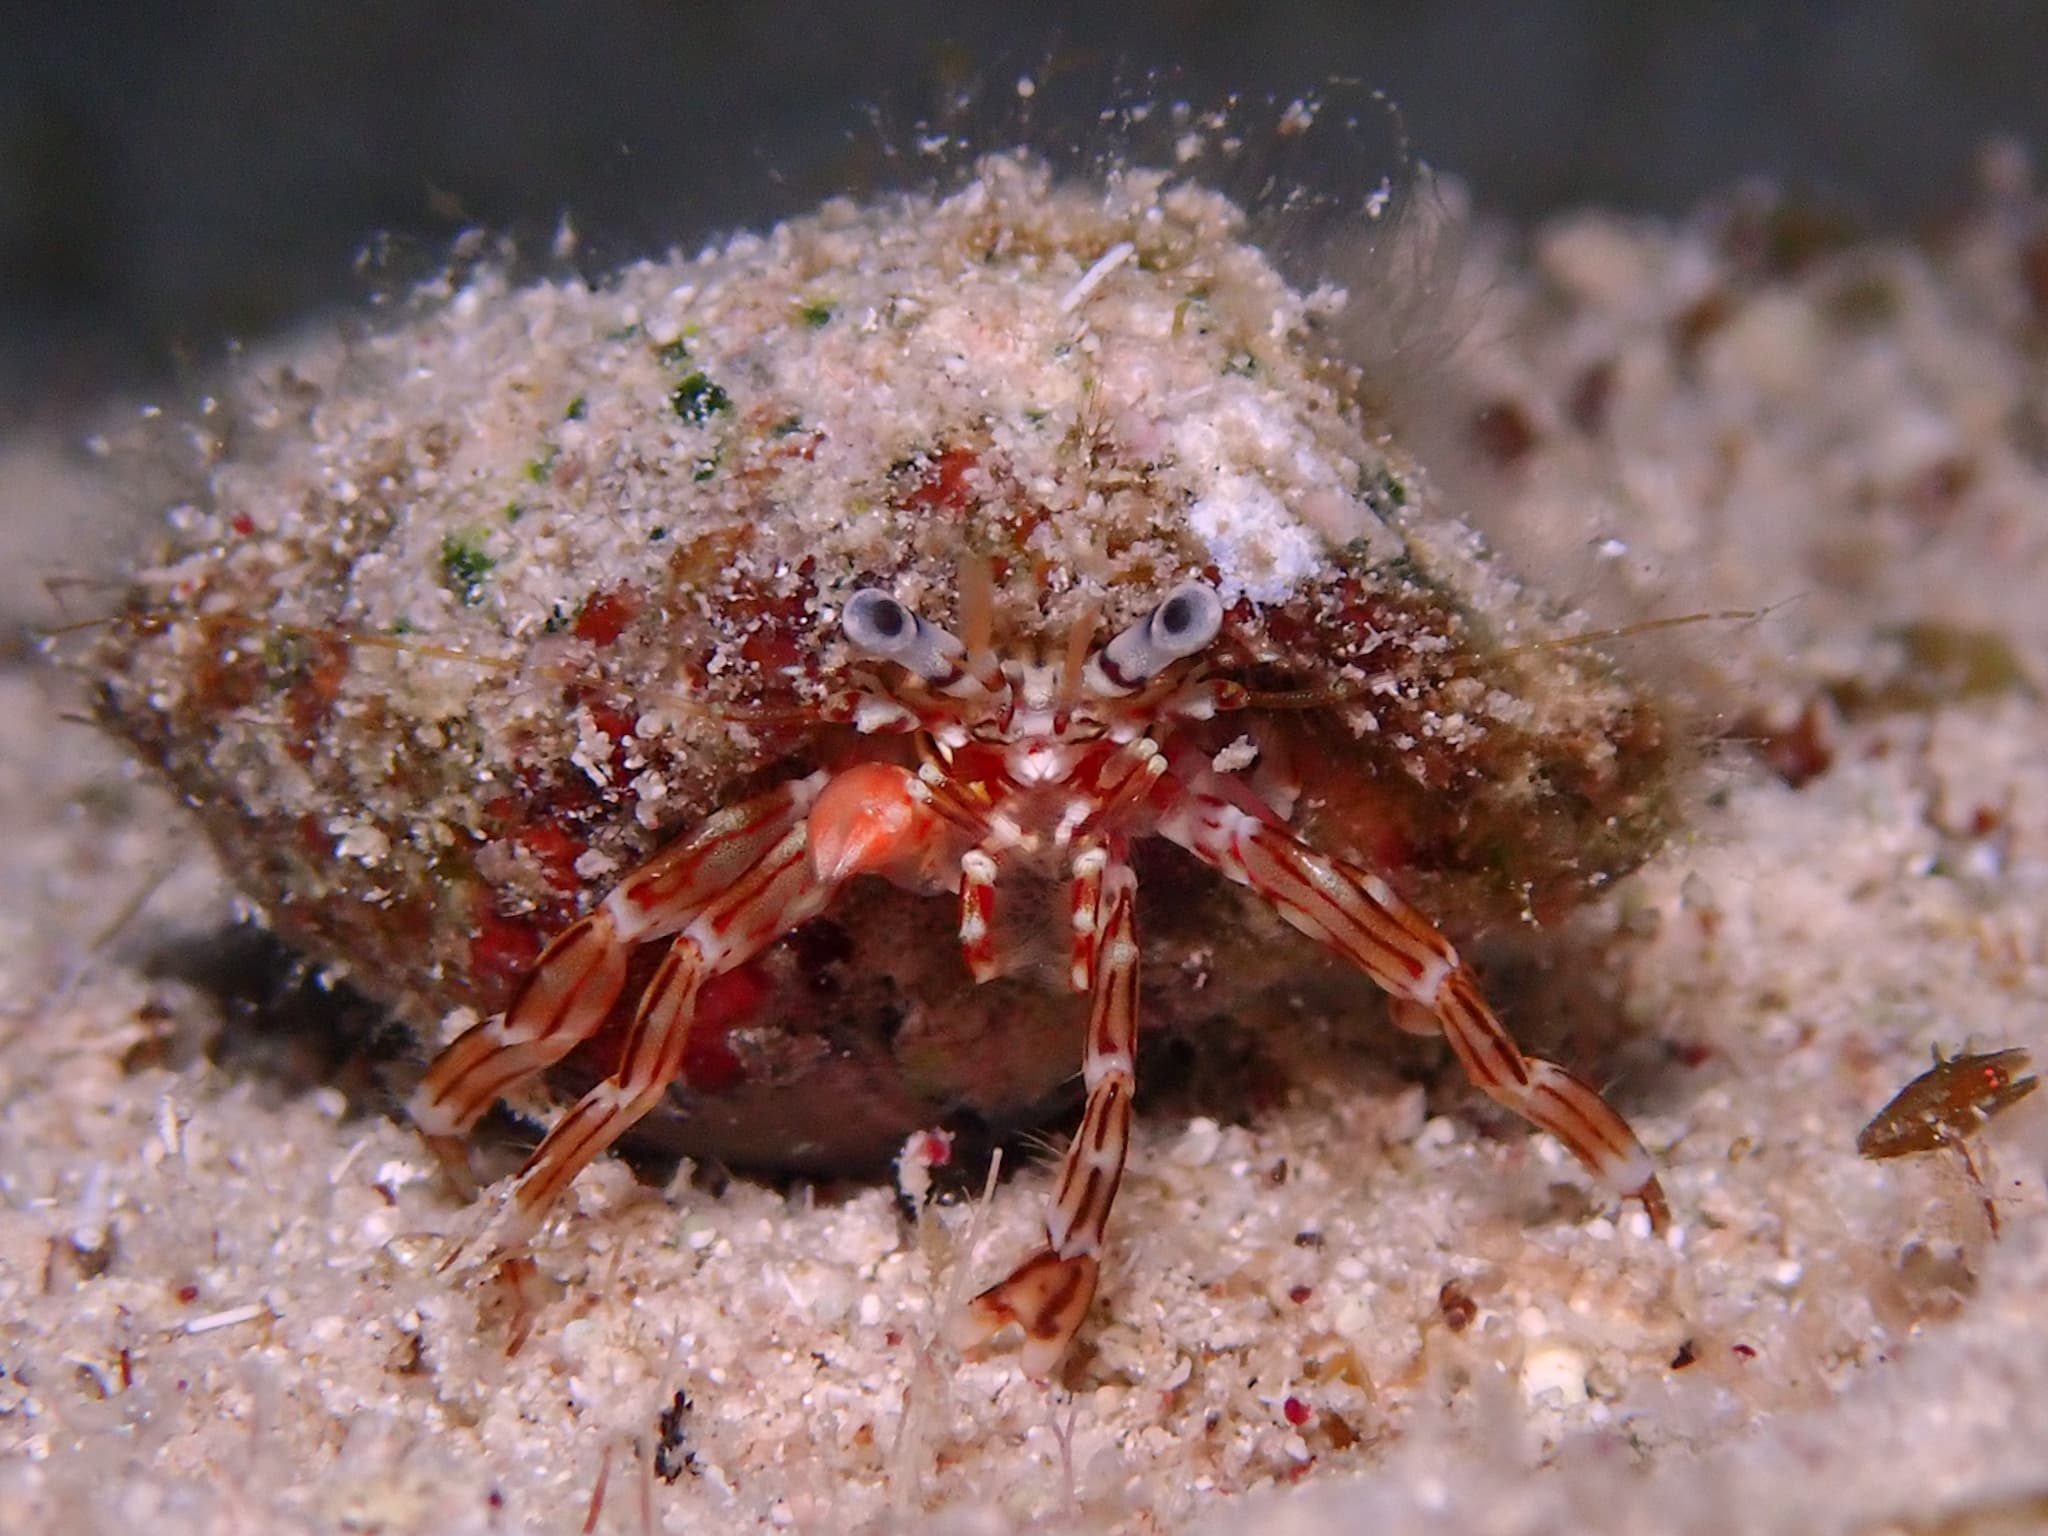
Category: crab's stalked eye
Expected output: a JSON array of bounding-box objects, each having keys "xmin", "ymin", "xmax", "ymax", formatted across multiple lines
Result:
[
  {"xmin": 1151, "ymin": 586, "xmax": 1223, "ymax": 652},
  {"xmin": 842, "ymin": 589, "xmax": 966, "ymax": 683},
  {"xmin": 1088, "ymin": 581, "xmax": 1224, "ymax": 695}
]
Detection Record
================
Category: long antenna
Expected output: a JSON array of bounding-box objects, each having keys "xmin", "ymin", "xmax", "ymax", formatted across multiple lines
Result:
[{"xmin": 1495, "ymin": 599, "xmax": 1796, "ymax": 659}]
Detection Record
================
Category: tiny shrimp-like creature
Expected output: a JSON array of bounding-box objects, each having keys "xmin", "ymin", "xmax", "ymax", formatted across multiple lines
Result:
[
  {"xmin": 1857, "ymin": 1046, "xmax": 2038, "ymax": 1161},
  {"xmin": 1859, "ymin": 1045, "xmax": 2037, "ymax": 1239},
  {"xmin": 412, "ymin": 567, "xmax": 1669, "ymax": 1373}
]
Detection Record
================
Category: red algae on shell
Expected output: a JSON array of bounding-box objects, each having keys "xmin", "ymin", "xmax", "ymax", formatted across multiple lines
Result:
[{"xmin": 84, "ymin": 138, "xmax": 1677, "ymax": 1173}]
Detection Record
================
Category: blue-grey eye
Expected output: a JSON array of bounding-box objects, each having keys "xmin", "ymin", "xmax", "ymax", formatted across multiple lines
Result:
[
  {"xmin": 1090, "ymin": 581, "xmax": 1224, "ymax": 692},
  {"xmin": 844, "ymin": 590, "xmax": 910, "ymax": 646},
  {"xmin": 842, "ymin": 589, "xmax": 964, "ymax": 682},
  {"xmin": 1148, "ymin": 584, "xmax": 1222, "ymax": 655}
]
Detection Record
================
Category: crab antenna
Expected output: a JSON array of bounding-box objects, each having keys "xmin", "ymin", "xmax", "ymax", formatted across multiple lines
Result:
[
  {"xmin": 1495, "ymin": 601, "xmax": 1788, "ymax": 659},
  {"xmin": 957, "ymin": 553, "xmax": 1000, "ymax": 689},
  {"xmin": 1057, "ymin": 598, "xmax": 1100, "ymax": 711}
]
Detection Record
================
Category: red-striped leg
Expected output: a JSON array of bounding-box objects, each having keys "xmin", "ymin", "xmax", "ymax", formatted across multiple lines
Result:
[
  {"xmin": 409, "ymin": 771, "xmax": 829, "ymax": 1147},
  {"xmin": 1066, "ymin": 843, "xmax": 1109, "ymax": 992},
  {"xmin": 951, "ymin": 859, "xmax": 1141, "ymax": 1375},
  {"xmin": 1063, "ymin": 740, "xmax": 1168, "ymax": 993},
  {"xmin": 418, "ymin": 762, "xmax": 964, "ymax": 1250},
  {"xmin": 493, "ymin": 827, "xmax": 823, "ymax": 1243},
  {"xmin": 958, "ymin": 847, "xmax": 1002, "ymax": 983},
  {"xmin": 484, "ymin": 761, "xmax": 956, "ymax": 1245},
  {"xmin": 1159, "ymin": 779, "xmax": 1669, "ymax": 1231}
]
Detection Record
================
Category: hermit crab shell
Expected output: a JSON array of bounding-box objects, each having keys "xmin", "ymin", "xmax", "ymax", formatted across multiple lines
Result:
[{"xmin": 91, "ymin": 148, "xmax": 1673, "ymax": 1172}]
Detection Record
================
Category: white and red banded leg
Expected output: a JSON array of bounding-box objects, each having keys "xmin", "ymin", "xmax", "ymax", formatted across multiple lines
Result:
[
  {"xmin": 409, "ymin": 770, "xmax": 830, "ymax": 1147},
  {"xmin": 958, "ymin": 847, "xmax": 1002, "ymax": 983},
  {"xmin": 417, "ymin": 762, "xmax": 959, "ymax": 1247},
  {"xmin": 952, "ymin": 858, "xmax": 1141, "ymax": 1375},
  {"xmin": 1160, "ymin": 779, "xmax": 1669, "ymax": 1231},
  {"xmin": 1066, "ymin": 842, "xmax": 1109, "ymax": 992},
  {"xmin": 488, "ymin": 761, "xmax": 956, "ymax": 1242},
  {"xmin": 1062, "ymin": 742, "xmax": 1169, "ymax": 993},
  {"xmin": 493, "ymin": 832, "xmax": 828, "ymax": 1242}
]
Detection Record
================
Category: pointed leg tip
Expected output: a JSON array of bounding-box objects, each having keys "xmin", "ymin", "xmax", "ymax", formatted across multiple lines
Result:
[
  {"xmin": 444, "ymin": 1174, "xmax": 545, "ymax": 1266},
  {"xmin": 431, "ymin": 1236, "xmax": 471, "ymax": 1277},
  {"xmin": 1638, "ymin": 1178, "xmax": 1671, "ymax": 1235},
  {"xmin": 407, "ymin": 1073, "xmax": 479, "ymax": 1141},
  {"xmin": 1018, "ymin": 1330, "xmax": 1080, "ymax": 1382},
  {"xmin": 420, "ymin": 1131, "xmax": 481, "ymax": 1200},
  {"xmin": 941, "ymin": 1293, "xmax": 1006, "ymax": 1354},
  {"xmin": 431, "ymin": 1182, "xmax": 541, "ymax": 1279},
  {"xmin": 947, "ymin": 1248, "xmax": 1100, "ymax": 1377},
  {"xmin": 404, "ymin": 1087, "xmax": 442, "ymax": 1130}
]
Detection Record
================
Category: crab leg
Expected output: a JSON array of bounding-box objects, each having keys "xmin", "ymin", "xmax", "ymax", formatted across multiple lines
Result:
[
  {"xmin": 1066, "ymin": 843, "xmax": 1108, "ymax": 992},
  {"xmin": 1062, "ymin": 740, "xmax": 1170, "ymax": 993},
  {"xmin": 496, "ymin": 825, "xmax": 830, "ymax": 1240},
  {"xmin": 416, "ymin": 761, "xmax": 964, "ymax": 1247},
  {"xmin": 485, "ymin": 761, "xmax": 957, "ymax": 1243},
  {"xmin": 1160, "ymin": 782, "xmax": 1669, "ymax": 1231},
  {"xmin": 958, "ymin": 847, "xmax": 1002, "ymax": 982},
  {"xmin": 409, "ymin": 771, "xmax": 829, "ymax": 1144},
  {"xmin": 952, "ymin": 858, "xmax": 1141, "ymax": 1375}
]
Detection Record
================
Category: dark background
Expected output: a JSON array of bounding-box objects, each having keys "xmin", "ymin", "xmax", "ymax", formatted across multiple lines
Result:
[{"xmin": 4, "ymin": 0, "xmax": 2043, "ymax": 429}]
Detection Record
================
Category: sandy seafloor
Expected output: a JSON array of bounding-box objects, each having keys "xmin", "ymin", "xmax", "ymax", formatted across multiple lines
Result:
[{"xmin": 5, "ymin": 151, "xmax": 2048, "ymax": 1535}]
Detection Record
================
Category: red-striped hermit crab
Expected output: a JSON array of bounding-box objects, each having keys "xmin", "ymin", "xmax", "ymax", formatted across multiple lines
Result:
[
  {"xmin": 85, "ymin": 122, "xmax": 1677, "ymax": 1375},
  {"xmin": 411, "ymin": 566, "xmax": 1668, "ymax": 1370}
]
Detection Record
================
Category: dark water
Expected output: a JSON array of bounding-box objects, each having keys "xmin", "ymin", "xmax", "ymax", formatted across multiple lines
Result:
[{"xmin": 4, "ymin": 0, "xmax": 2041, "ymax": 424}]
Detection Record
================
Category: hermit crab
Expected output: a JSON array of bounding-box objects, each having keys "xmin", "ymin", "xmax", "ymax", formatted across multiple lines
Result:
[{"xmin": 85, "ymin": 98, "xmax": 1676, "ymax": 1374}]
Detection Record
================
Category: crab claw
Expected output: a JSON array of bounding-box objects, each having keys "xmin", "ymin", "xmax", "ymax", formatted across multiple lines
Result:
[
  {"xmin": 947, "ymin": 1248, "xmax": 1101, "ymax": 1378},
  {"xmin": 806, "ymin": 761, "xmax": 935, "ymax": 884}
]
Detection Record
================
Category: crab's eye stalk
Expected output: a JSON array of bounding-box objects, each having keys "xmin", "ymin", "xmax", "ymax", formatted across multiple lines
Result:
[
  {"xmin": 842, "ymin": 589, "xmax": 966, "ymax": 684},
  {"xmin": 1087, "ymin": 581, "xmax": 1224, "ymax": 695}
]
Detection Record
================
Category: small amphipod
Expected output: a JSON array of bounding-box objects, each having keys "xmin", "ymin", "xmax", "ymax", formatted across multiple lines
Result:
[
  {"xmin": 1859, "ymin": 1046, "xmax": 2038, "ymax": 1237},
  {"xmin": 1857, "ymin": 1046, "xmax": 2039, "ymax": 1161}
]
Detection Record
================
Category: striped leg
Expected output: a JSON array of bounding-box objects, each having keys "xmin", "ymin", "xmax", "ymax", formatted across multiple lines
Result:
[
  {"xmin": 493, "ymin": 825, "xmax": 829, "ymax": 1243},
  {"xmin": 958, "ymin": 846, "xmax": 1002, "ymax": 983},
  {"xmin": 1066, "ymin": 843, "xmax": 1109, "ymax": 993},
  {"xmin": 951, "ymin": 859, "xmax": 1140, "ymax": 1375},
  {"xmin": 1160, "ymin": 781, "xmax": 1669, "ymax": 1231},
  {"xmin": 409, "ymin": 771, "xmax": 829, "ymax": 1149},
  {"xmin": 480, "ymin": 761, "xmax": 952, "ymax": 1246},
  {"xmin": 1064, "ymin": 741, "xmax": 1168, "ymax": 993}
]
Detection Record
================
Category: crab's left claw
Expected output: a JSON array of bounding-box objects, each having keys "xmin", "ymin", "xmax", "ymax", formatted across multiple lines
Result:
[{"xmin": 806, "ymin": 760, "xmax": 943, "ymax": 884}]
